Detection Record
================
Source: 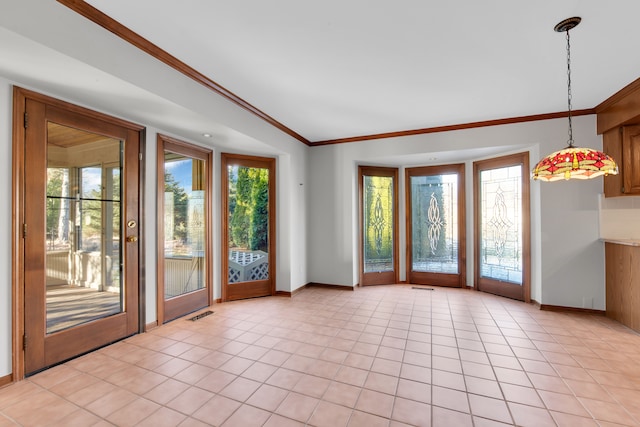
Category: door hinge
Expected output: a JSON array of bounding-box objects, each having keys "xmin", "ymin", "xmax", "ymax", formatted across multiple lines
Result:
[
  {"xmin": 23, "ymin": 334, "xmax": 27, "ymax": 350},
  {"xmin": 23, "ymin": 112, "xmax": 28, "ymax": 129},
  {"xmin": 139, "ymin": 152, "xmax": 142, "ymax": 161},
  {"xmin": 22, "ymin": 223, "xmax": 27, "ymax": 238}
]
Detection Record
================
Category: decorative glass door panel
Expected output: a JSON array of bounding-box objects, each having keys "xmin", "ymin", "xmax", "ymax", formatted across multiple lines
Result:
[
  {"xmin": 411, "ymin": 174, "xmax": 458, "ymax": 273},
  {"xmin": 222, "ymin": 154, "xmax": 275, "ymax": 301},
  {"xmin": 479, "ymin": 166, "xmax": 523, "ymax": 283},
  {"xmin": 406, "ymin": 164, "xmax": 465, "ymax": 287},
  {"xmin": 157, "ymin": 135, "xmax": 211, "ymax": 323},
  {"xmin": 359, "ymin": 166, "xmax": 398, "ymax": 286},
  {"xmin": 474, "ymin": 153, "xmax": 530, "ymax": 301},
  {"xmin": 364, "ymin": 176, "xmax": 394, "ymax": 273}
]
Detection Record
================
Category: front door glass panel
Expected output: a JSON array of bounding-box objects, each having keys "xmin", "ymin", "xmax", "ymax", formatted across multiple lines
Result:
[
  {"xmin": 363, "ymin": 175, "xmax": 394, "ymax": 273},
  {"xmin": 411, "ymin": 173, "xmax": 459, "ymax": 274},
  {"xmin": 479, "ymin": 165, "xmax": 523, "ymax": 285},
  {"xmin": 45, "ymin": 122, "xmax": 123, "ymax": 334}
]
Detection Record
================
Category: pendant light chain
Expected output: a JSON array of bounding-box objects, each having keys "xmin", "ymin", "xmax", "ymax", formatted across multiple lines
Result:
[
  {"xmin": 532, "ymin": 16, "xmax": 619, "ymax": 181},
  {"xmin": 566, "ymin": 29, "xmax": 574, "ymax": 147}
]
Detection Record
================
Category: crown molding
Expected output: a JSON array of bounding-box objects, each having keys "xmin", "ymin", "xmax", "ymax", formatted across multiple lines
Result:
[
  {"xmin": 57, "ymin": 0, "xmax": 311, "ymax": 145},
  {"xmin": 312, "ymin": 109, "xmax": 595, "ymax": 146}
]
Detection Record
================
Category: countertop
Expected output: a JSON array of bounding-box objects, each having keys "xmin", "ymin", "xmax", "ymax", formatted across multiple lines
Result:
[{"xmin": 600, "ymin": 238, "xmax": 640, "ymax": 246}]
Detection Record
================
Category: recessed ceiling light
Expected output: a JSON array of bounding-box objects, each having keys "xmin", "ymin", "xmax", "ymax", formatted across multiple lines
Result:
[{"xmin": 202, "ymin": 133, "xmax": 212, "ymax": 138}]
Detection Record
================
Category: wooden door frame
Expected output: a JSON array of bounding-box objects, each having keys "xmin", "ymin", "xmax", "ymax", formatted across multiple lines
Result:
[
  {"xmin": 156, "ymin": 134, "xmax": 213, "ymax": 324},
  {"xmin": 473, "ymin": 152, "xmax": 531, "ymax": 302},
  {"xmin": 220, "ymin": 153, "xmax": 276, "ymax": 302},
  {"xmin": 11, "ymin": 86, "xmax": 145, "ymax": 381},
  {"xmin": 405, "ymin": 163, "xmax": 466, "ymax": 287},
  {"xmin": 358, "ymin": 165, "xmax": 399, "ymax": 286}
]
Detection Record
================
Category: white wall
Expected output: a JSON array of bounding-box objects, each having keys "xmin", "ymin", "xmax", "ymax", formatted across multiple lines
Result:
[
  {"xmin": 599, "ymin": 195, "xmax": 640, "ymax": 240},
  {"xmin": 308, "ymin": 147, "xmax": 358, "ymax": 285},
  {"xmin": 274, "ymin": 147, "xmax": 311, "ymax": 293},
  {"xmin": 309, "ymin": 115, "xmax": 605, "ymax": 310},
  {"xmin": 536, "ymin": 118, "xmax": 606, "ymax": 309},
  {"xmin": 539, "ymin": 177, "xmax": 604, "ymax": 309},
  {"xmin": 285, "ymin": 150, "xmax": 311, "ymax": 292},
  {"xmin": 143, "ymin": 129, "xmax": 158, "ymax": 325},
  {"xmin": 0, "ymin": 78, "xmax": 13, "ymax": 376}
]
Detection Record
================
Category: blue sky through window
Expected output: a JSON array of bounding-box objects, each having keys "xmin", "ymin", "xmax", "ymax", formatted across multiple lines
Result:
[{"xmin": 165, "ymin": 158, "xmax": 193, "ymax": 194}]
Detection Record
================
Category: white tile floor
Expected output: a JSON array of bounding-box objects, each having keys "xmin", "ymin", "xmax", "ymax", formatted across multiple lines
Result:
[{"xmin": 1, "ymin": 285, "xmax": 640, "ymax": 426}]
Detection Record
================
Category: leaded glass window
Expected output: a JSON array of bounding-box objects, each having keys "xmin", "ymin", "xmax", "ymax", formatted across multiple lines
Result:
[
  {"xmin": 479, "ymin": 165, "xmax": 523, "ymax": 284},
  {"xmin": 363, "ymin": 175, "xmax": 394, "ymax": 273},
  {"xmin": 411, "ymin": 174, "xmax": 458, "ymax": 274}
]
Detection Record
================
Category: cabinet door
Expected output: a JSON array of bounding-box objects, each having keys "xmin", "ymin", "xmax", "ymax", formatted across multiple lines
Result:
[
  {"xmin": 622, "ymin": 125, "xmax": 640, "ymax": 194},
  {"xmin": 603, "ymin": 128, "xmax": 624, "ymax": 197}
]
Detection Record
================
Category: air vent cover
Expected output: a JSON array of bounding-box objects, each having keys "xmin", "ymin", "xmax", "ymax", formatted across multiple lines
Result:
[{"xmin": 188, "ymin": 310, "xmax": 214, "ymax": 321}]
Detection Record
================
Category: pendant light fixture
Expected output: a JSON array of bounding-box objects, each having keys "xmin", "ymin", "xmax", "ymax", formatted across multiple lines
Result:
[{"xmin": 532, "ymin": 17, "xmax": 618, "ymax": 181}]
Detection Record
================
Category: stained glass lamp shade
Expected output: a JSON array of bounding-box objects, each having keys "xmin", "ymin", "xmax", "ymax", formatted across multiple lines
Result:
[
  {"xmin": 532, "ymin": 146, "xmax": 618, "ymax": 181},
  {"xmin": 531, "ymin": 17, "xmax": 618, "ymax": 182}
]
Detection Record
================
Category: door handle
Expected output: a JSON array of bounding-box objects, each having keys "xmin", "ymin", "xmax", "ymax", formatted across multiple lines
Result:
[{"xmin": 126, "ymin": 236, "xmax": 138, "ymax": 243}]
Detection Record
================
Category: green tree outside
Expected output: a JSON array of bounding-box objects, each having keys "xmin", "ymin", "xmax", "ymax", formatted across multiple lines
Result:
[
  {"xmin": 228, "ymin": 166, "xmax": 269, "ymax": 252},
  {"xmin": 165, "ymin": 171, "xmax": 189, "ymax": 243}
]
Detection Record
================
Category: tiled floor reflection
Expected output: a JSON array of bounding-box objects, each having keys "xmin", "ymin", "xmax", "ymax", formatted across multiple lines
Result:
[{"xmin": 2, "ymin": 285, "xmax": 640, "ymax": 426}]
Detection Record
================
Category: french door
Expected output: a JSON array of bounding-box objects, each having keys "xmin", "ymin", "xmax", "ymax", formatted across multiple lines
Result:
[
  {"xmin": 16, "ymin": 88, "xmax": 142, "ymax": 376},
  {"xmin": 406, "ymin": 164, "xmax": 466, "ymax": 287},
  {"xmin": 157, "ymin": 135, "xmax": 212, "ymax": 323},
  {"xmin": 221, "ymin": 153, "xmax": 276, "ymax": 301},
  {"xmin": 359, "ymin": 166, "xmax": 399, "ymax": 286},
  {"xmin": 473, "ymin": 152, "xmax": 530, "ymax": 302}
]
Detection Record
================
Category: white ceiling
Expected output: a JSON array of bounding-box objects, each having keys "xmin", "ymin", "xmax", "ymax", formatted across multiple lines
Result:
[
  {"xmin": 1, "ymin": 1, "xmax": 640, "ymax": 148},
  {"xmin": 81, "ymin": 0, "xmax": 640, "ymax": 143}
]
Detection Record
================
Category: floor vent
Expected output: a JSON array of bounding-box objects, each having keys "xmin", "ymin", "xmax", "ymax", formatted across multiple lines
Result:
[
  {"xmin": 188, "ymin": 310, "xmax": 214, "ymax": 321},
  {"xmin": 412, "ymin": 287, "xmax": 434, "ymax": 291}
]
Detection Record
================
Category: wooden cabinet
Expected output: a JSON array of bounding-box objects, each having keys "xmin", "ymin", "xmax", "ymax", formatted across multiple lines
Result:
[
  {"xmin": 622, "ymin": 125, "xmax": 640, "ymax": 194},
  {"xmin": 597, "ymin": 79, "xmax": 640, "ymax": 197},
  {"xmin": 603, "ymin": 125, "xmax": 640, "ymax": 197},
  {"xmin": 605, "ymin": 242, "xmax": 640, "ymax": 332},
  {"xmin": 603, "ymin": 128, "xmax": 623, "ymax": 197}
]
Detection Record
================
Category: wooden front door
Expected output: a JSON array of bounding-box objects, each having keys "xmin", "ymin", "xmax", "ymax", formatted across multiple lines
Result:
[
  {"xmin": 473, "ymin": 152, "xmax": 531, "ymax": 302},
  {"xmin": 358, "ymin": 166, "xmax": 399, "ymax": 286},
  {"xmin": 16, "ymin": 88, "xmax": 142, "ymax": 376},
  {"xmin": 406, "ymin": 164, "xmax": 466, "ymax": 287}
]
